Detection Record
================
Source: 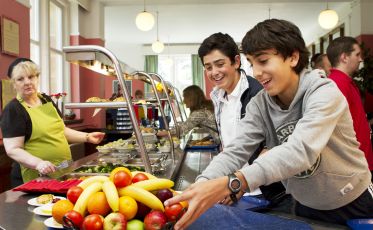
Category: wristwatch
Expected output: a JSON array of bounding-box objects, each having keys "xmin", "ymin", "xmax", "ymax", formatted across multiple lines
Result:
[{"xmin": 227, "ymin": 173, "xmax": 242, "ymax": 202}]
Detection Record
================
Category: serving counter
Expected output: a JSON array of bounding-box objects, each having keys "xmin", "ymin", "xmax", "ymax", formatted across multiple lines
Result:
[{"xmin": 0, "ymin": 147, "xmax": 349, "ymax": 230}]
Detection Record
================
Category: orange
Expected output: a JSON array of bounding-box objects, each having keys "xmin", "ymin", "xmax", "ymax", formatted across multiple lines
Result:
[
  {"xmin": 110, "ymin": 167, "xmax": 132, "ymax": 181},
  {"xmin": 87, "ymin": 192, "xmax": 111, "ymax": 216},
  {"xmin": 118, "ymin": 196, "xmax": 138, "ymax": 220},
  {"xmin": 52, "ymin": 199, "xmax": 74, "ymax": 224}
]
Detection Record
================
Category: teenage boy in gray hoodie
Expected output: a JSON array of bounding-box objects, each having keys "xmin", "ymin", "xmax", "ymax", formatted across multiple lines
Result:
[{"xmin": 164, "ymin": 19, "xmax": 373, "ymax": 230}]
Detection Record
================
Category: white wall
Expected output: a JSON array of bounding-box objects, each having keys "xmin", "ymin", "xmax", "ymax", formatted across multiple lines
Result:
[{"xmin": 79, "ymin": 0, "xmax": 105, "ymax": 39}]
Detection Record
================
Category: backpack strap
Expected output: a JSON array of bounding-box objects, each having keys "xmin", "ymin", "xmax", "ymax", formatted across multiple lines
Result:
[{"xmin": 240, "ymin": 74, "xmax": 263, "ymax": 119}]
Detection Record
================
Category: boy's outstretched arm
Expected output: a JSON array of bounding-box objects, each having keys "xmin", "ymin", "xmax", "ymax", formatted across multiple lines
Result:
[{"xmin": 164, "ymin": 172, "xmax": 248, "ymax": 230}]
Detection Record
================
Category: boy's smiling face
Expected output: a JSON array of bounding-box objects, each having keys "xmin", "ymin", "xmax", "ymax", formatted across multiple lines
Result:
[
  {"xmin": 203, "ymin": 49, "xmax": 241, "ymax": 94},
  {"xmin": 246, "ymin": 49, "xmax": 300, "ymax": 107}
]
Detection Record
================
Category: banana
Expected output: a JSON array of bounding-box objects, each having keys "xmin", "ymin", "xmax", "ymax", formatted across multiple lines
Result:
[
  {"xmin": 118, "ymin": 186, "xmax": 164, "ymax": 211},
  {"xmin": 131, "ymin": 171, "xmax": 157, "ymax": 179},
  {"xmin": 132, "ymin": 178, "xmax": 174, "ymax": 191},
  {"xmin": 73, "ymin": 182, "xmax": 102, "ymax": 215},
  {"xmin": 102, "ymin": 180, "xmax": 119, "ymax": 212},
  {"xmin": 78, "ymin": 175, "xmax": 109, "ymax": 189}
]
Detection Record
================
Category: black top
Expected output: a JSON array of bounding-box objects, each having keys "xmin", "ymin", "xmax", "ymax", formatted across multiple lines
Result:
[
  {"xmin": 239, "ymin": 74, "xmax": 263, "ymax": 119},
  {"xmin": 0, "ymin": 93, "xmax": 61, "ymax": 142}
]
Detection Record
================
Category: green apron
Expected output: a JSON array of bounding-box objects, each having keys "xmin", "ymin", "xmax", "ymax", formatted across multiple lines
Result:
[{"xmin": 19, "ymin": 95, "xmax": 71, "ymax": 182}]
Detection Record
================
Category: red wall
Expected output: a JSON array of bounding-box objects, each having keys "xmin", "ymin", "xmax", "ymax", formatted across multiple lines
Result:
[
  {"xmin": 132, "ymin": 80, "xmax": 144, "ymax": 97},
  {"xmin": 0, "ymin": 0, "xmax": 30, "ymax": 79},
  {"xmin": 69, "ymin": 36, "xmax": 110, "ymax": 129},
  {"xmin": 68, "ymin": 36, "xmax": 145, "ymax": 129},
  {"xmin": 204, "ymin": 71, "xmax": 213, "ymax": 99}
]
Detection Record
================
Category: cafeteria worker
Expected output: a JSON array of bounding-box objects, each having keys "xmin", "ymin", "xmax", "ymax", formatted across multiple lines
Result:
[{"xmin": 0, "ymin": 58, "xmax": 105, "ymax": 183}]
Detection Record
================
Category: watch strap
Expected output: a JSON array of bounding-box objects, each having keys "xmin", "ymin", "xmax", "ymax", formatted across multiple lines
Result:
[{"xmin": 230, "ymin": 193, "xmax": 238, "ymax": 203}]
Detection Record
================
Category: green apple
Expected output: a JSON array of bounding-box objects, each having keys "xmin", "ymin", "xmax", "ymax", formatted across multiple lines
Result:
[{"xmin": 127, "ymin": 219, "xmax": 144, "ymax": 230}]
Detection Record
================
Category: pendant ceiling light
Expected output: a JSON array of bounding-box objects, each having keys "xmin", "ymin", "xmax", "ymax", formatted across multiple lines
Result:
[
  {"xmin": 135, "ymin": 0, "xmax": 154, "ymax": 31},
  {"xmin": 318, "ymin": 1, "xmax": 339, "ymax": 30},
  {"xmin": 152, "ymin": 11, "xmax": 164, "ymax": 54}
]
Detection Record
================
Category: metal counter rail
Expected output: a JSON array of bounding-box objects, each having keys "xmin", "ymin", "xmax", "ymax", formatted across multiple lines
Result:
[{"xmin": 63, "ymin": 45, "xmax": 152, "ymax": 173}]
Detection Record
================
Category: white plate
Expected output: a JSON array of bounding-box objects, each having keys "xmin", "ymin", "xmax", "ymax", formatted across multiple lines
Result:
[
  {"xmin": 27, "ymin": 196, "xmax": 66, "ymax": 206},
  {"xmin": 33, "ymin": 203, "xmax": 53, "ymax": 216},
  {"xmin": 44, "ymin": 217, "xmax": 63, "ymax": 229}
]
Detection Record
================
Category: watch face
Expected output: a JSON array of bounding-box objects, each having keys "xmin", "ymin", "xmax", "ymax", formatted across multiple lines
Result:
[{"xmin": 231, "ymin": 179, "xmax": 240, "ymax": 190}]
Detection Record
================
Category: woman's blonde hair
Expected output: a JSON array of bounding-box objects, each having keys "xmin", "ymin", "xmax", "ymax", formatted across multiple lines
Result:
[{"xmin": 10, "ymin": 61, "xmax": 40, "ymax": 80}]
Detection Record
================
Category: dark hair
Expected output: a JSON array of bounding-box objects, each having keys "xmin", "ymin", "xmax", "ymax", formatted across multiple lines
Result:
[
  {"xmin": 183, "ymin": 85, "xmax": 213, "ymax": 112},
  {"xmin": 7, "ymin": 58, "xmax": 34, "ymax": 78},
  {"xmin": 241, "ymin": 19, "xmax": 309, "ymax": 74},
  {"xmin": 198, "ymin": 32, "xmax": 241, "ymax": 69},
  {"xmin": 311, "ymin": 53, "xmax": 322, "ymax": 68},
  {"xmin": 135, "ymin": 89, "xmax": 144, "ymax": 97},
  {"xmin": 311, "ymin": 53, "xmax": 328, "ymax": 69},
  {"xmin": 327, "ymin": 36, "xmax": 359, "ymax": 67}
]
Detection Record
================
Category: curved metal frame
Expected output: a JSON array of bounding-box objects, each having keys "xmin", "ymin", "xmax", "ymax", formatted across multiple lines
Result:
[
  {"xmin": 63, "ymin": 45, "xmax": 152, "ymax": 173},
  {"xmin": 149, "ymin": 73, "xmax": 180, "ymax": 136},
  {"xmin": 131, "ymin": 71, "xmax": 175, "ymax": 162},
  {"xmin": 167, "ymin": 82, "xmax": 187, "ymax": 122}
]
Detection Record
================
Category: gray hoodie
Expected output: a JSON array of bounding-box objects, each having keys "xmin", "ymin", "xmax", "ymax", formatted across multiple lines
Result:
[{"xmin": 196, "ymin": 69, "xmax": 371, "ymax": 210}]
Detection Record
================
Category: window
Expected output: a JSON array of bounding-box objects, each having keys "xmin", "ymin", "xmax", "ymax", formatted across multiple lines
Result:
[
  {"xmin": 49, "ymin": 1, "xmax": 64, "ymax": 93},
  {"xmin": 30, "ymin": 0, "xmax": 67, "ymax": 95},
  {"xmin": 158, "ymin": 54, "xmax": 193, "ymax": 93},
  {"xmin": 30, "ymin": 0, "xmax": 40, "ymax": 65}
]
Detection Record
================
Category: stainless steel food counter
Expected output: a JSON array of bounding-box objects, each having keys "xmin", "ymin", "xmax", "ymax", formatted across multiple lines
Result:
[{"xmin": 0, "ymin": 147, "xmax": 349, "ymax": 230}]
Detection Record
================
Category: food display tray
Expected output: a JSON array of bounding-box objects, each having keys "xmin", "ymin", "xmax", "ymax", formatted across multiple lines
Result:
[{"xmin": 185, "ymin": 144, "xmax": 219, "ymax": 151}]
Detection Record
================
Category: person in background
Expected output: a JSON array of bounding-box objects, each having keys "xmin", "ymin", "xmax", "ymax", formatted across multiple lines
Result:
[
  {"xmin": 165, "ymin": 19, "xmax": 373, "ymax": 229},
  {"xmin": 198, "ymin": 32, "xmax": 287, "ymax": 207},
  {"xmin": 157, "ymin": 85, "xmax": 219, "ymax": 143},
  {"xmin": 135, "ymin": 89, "xmax": 144, "ymax": 99},
  {"xmin": 327, "ymin": 37, "xmax": 373, "ymax": 176},
  {"xmin": 310, "ymin": 53, "xmax": 332, "ymax": 76},
  {"xmin": 0, "ymin": 58, "xmax": 105, "ymax": 184}
]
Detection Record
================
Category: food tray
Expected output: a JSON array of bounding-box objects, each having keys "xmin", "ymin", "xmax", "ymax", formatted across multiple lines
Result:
[
  {"xmin": 185, "ymin": 144, "xmax": 219, "ymax": 151},
  {"xmin": 96, "ymin": 146, "xmax": 114, "ymax": 154},
  {"xmin": 72, "ymin": 163, "xmax": 144, "ymax": 174}
]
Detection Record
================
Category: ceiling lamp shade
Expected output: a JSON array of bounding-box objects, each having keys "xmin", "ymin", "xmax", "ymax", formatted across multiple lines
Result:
[
  {"xmin": 318, "ymin": 7, "xmax": 338, "ymax": 29},
  {"xmin": 135, "ymin": 0, "xmax": 154, "ymax": 31},
  {"xmin": 136, "ymin": 11, "xmax": 154, "ymax": 31},
  {"xmin": 152, "ymin": 40, "xmax": 165, "ymax": 53}
]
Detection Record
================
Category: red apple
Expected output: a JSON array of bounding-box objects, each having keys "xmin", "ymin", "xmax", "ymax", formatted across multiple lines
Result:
[
  {"xmin": 104, "ymin": 212, "xmax": 127, "ymax": 230},
  {"xmin": 82, "ymin": 214, "xmax": 104, "ymax": 230},
  {"xmin": 135, "ymin": 201, "xmax": 151, "ymax": 220},
  {"xmin": 63, "ymin": 210, "xmax": 84, "ymax": 229},
  {"xmin": 155, "ymin": 189, "xmax": 173, "ymax": 203},
  {"xmin": 144, "ymin": 210, "xmax": 167, "ymax": 230},
  {"xmin": 67, "ymin": 186, "xmax": 83, "ymax": 204},
  {"xmin": 132, "ymin": 173, "xmax": 149, "ymax": 183}
]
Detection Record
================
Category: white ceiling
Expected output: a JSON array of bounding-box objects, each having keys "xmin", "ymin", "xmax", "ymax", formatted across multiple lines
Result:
[{"xmin": 103, "ymin": 0, "xmax": 352, "ymax": 46}]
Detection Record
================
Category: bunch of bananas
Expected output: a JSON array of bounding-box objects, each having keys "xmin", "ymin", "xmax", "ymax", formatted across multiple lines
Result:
[{"xmin": 72, "ymin": 170, "xmax": 174, "ymax": 216}]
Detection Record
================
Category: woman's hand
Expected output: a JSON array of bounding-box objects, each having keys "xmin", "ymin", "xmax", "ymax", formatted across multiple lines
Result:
[
  {"xmin": 36, "ymin": 160, "xmax": 56, "ymax": 175},
  {"xmin": 87, "ymin": 132, "xmax": 105, "ymax": 144},
  {"xmin": 164, "ymin": 177, "xmax": 230, "ymax": 230}
]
